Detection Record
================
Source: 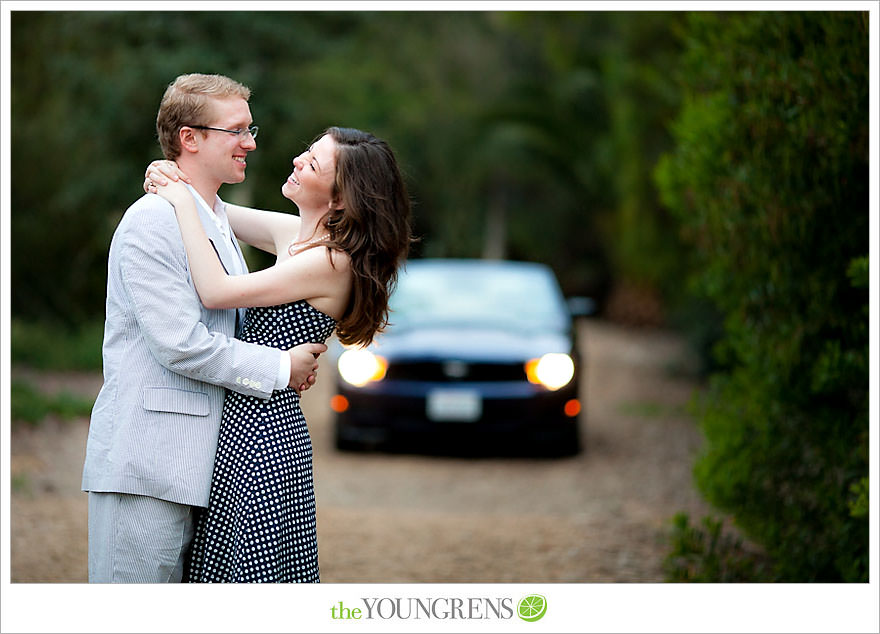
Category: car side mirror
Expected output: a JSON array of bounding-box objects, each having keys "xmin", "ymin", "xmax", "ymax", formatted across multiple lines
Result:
[{"xmin": 566, "ymin": 296, "xmax": 596, "ymax": 318}]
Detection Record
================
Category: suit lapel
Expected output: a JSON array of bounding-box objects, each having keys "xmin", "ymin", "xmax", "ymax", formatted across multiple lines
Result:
[
  {"xmin": 228, "ymin": 227, "xmax": 249, "ymax": 274},
  {"xmin": 195, "ymin": 203, "xmax": 235, "ymax": 272},
  {"xmin": 208, "ymin": 239, "xmax": 231, "ymax": 275},
  {"xmin": 193, "ymin": 200, "xmax": 248, "ymax": 331},
  {"xmin": 226, "ymin": 227, "xmax": 249, "ymax": 331}
]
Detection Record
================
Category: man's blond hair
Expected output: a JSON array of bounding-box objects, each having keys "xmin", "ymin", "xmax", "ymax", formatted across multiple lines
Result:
[{"xmin": 156, "ymin": 74, "xmax": 251, "ymax": 159}]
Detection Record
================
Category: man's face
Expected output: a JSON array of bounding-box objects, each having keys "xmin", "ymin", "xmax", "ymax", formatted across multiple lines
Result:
[{"xmin": 196, "ymin": 97, "xmax": 257, "ymax": 186}]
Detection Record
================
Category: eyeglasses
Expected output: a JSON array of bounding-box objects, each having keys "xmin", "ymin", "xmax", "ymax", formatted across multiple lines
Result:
[{"xmin": 186, "ymin": 124, "xmax": 259, "ymax": 140}]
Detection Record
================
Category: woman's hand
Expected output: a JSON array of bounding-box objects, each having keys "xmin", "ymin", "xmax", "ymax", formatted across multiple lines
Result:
[
  {"xmin": 153, "ymin": 176, "xmax": 192, "ymax": 209},
  {"xmin": 144, "ymin": 160, "xmax": 193, "ymax": 208},
  {"xmin": 143, "ymin": 159, "xmax": 191, "ymax": 193}
]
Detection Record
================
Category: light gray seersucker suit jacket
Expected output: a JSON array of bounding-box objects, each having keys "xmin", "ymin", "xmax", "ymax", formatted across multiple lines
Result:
[{"xmin": 82, "ymin": 192, "xmax": 281, "ymax": 507}]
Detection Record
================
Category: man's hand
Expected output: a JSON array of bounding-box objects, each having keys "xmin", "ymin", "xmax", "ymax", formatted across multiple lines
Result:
[{"xmin": 288, "ymin": 343, "xmax": 328, "ymax": 393}]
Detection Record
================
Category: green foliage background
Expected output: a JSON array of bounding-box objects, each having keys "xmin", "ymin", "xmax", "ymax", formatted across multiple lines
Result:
[
  {"xmin": 13, "ymin": 11, "xmax": 662, "ymax": 324},
  {"xmin": 655, "ymin": 12, "xmax": 869, "ymax": 581},
  {"xmin": 10, "ymin": 9, "xmax": 871, "ymax": 581}
]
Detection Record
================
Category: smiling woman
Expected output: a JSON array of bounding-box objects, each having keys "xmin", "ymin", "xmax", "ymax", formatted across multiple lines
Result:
[{"xmin": 281, "ymin": 134, "xmax": 341, "ymax": 221}]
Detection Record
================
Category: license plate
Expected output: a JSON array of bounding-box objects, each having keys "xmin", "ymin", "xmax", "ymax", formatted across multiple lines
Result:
[{"xmin": 426, "ymin": 389, "xmax": 482, "ymax": 422}]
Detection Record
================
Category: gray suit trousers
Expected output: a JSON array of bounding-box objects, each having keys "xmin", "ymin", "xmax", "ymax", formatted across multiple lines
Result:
[{"xmin": 88, "ymin": 492, "xmax": 199, "ymax": 583}]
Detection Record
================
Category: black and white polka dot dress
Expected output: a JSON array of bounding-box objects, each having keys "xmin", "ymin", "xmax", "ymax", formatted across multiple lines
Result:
[{"xmin": 187, "ymin": 300, "xmax": 336, "ymax": 583}]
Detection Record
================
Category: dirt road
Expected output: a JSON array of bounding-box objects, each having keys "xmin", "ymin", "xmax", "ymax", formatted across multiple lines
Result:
[{"xmin": 10, "ymin": 319, "xmax": 712, "ymax": 583}]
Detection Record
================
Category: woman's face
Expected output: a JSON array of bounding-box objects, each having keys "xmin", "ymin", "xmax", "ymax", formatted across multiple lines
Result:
[{"xmin": 282, "ymin": 134, "xmax": 339, "ymax": 211}]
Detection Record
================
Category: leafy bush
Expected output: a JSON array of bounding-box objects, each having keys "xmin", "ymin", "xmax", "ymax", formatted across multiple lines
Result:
[
  {"xmin": 655, "ymin": 12, "xmax": 869, "ymax": 581},
  {"xmin": 665, "ymin": 513, "xmax": 773, "ymax": 582}
]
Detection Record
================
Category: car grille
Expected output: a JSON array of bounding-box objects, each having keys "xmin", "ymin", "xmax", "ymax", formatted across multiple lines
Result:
[{"xmin": 384, "ymin": 360, "xmax": 527, "ymax": 382}]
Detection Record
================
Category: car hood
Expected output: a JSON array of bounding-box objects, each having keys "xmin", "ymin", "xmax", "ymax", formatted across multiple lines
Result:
[{"xmin": 369, "ymin": 325, "xmax": 572, "ymax": 363}]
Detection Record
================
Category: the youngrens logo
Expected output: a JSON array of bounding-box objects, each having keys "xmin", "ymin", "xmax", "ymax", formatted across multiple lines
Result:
[
  {"xmin": 330, "ymin": 594, "xmax": 547, "ymax": 622},
  {"xmin": 517, "ymin": 594, "xmax": 548, "ymax": 622}
]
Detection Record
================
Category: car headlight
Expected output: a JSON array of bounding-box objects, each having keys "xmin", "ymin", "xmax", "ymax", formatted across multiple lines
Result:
[
  {"xmin": 338, "ymin": 348, "xmax": 387, "ymax": 387},
  {"xmin": 525, "ymin": 353, "xmax": 575, "ymax": 390}
]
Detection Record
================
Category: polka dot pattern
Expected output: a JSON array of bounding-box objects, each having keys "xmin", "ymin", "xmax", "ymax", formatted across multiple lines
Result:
[{"xmin": 187, "ymin": 300, "xmax": 336, "ymax": 583}]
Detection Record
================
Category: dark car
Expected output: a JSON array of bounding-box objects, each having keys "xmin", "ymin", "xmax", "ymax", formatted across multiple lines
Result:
[{"xmin": 328, "ymin": 259, "xmax": 592, "ymax": 456}]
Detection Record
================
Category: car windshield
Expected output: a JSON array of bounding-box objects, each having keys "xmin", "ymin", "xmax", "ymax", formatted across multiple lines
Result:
[{"xmin": 389, "ymin": 262, "xmax": 570, "ymax": 331}]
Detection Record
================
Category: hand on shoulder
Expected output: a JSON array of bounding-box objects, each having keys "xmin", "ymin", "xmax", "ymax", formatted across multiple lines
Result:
[{"xmin": 143, "ymin": 159, "xmax": 193, "ymax": 209}]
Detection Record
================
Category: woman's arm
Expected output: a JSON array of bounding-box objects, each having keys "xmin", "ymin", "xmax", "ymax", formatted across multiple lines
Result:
[
  {"xmin": 145, "ymin": 161, "xmax": 300, "ymax": 256},
  {"xmin": 154, "ymin": 180, "xmax": 347, "ymax": 312},
  {"xmin": 225, "ymin": 203, "xmax": 301, "ymax": 256}
]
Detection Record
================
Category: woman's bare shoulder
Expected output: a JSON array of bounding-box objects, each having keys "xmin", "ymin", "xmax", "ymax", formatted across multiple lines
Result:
[{"xmin": 326, "ymin": 246, "xmax": 352, "ymax": 270}]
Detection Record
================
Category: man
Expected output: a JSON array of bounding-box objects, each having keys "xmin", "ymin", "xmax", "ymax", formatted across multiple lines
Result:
[{"xmin": 81, "ymin": 73, "xmax": 326, "ymax": 583}]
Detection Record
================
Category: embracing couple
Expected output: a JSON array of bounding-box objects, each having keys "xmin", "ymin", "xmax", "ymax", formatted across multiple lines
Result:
[{"xmin": 81, "ymin": 73, "xmax": 413, "ymax": 583}]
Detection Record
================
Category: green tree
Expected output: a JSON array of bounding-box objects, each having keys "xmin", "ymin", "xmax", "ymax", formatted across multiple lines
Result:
[
  {"xmin": 655, "ymin": 12, "xmax": 869, "ymax": 581},
  {"xmin": 10, "ymin": 11, "xmax": 364, "ymax": 325},
  {"xmin": 12, "ymin": 11, "xmax": 622, "ymax": 326}
]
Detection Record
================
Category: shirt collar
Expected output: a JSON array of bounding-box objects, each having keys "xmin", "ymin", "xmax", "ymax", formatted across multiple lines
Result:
[{"xmin": 185, "ymin": 184, "xmax": 229, "ymax": 238}]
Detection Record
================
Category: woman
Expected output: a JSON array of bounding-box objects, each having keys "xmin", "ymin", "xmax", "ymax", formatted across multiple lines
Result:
[{"xmin": 144, "ymin": 126, "xmax": 412, "ymax": 582}]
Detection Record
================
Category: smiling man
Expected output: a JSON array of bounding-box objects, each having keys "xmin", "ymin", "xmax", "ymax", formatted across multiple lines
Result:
[{"xmin": 81, "ymin": 74, "xmax": 326, "ymax": 583}]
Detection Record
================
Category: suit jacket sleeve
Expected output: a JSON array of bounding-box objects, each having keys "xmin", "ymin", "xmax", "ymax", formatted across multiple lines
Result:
[{"xmin": 118, "ymin": 197, "xmax": 281, "ymax": 399}]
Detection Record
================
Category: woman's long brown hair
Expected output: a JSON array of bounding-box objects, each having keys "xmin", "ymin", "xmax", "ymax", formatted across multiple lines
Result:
[{"xmin": 309, "ymin": 127, "xmax": 413, "ymax": 347}]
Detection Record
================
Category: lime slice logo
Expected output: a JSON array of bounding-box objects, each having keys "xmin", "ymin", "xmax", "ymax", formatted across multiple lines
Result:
[{"xmin": 517, "ymin": 594, "xmax": 547, "ymax": 622}]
